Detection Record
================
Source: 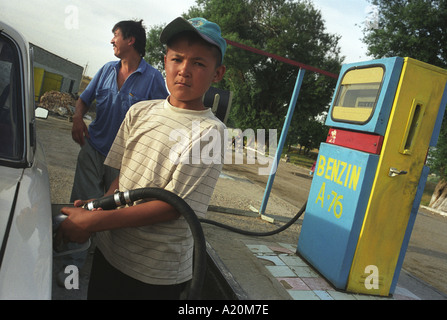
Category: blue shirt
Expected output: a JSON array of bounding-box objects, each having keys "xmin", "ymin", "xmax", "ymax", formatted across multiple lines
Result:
[{"xmin": 80, "ymin": 59, "xmax": 168, "ymax": 156}]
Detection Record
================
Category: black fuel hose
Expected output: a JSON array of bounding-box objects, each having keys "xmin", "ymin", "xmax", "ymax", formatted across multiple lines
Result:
[
  {"xmin": 83, "ymin": 188, "xmax": 307, "ymax": 299},
  {"xmin": 83, "ymin": 188, "xmax": 206, "ymax": 300},
  {"xmin": 199, "ymin": 201, "xmax": 307, "ymax": 236}
]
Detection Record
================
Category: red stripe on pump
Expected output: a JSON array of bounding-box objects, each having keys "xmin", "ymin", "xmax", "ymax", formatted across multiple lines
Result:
[{"xmin": 326, "ymin": 128, "xmax": 384, "ymax": 154}]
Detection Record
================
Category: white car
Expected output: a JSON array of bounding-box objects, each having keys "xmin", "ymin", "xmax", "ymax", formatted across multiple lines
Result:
[{"xmin": 0, "ymin": 21, "xmax": 52, "ymax": 299}]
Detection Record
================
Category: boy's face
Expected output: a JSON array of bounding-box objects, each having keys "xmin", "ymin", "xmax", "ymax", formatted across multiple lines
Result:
[{"xmin": 164, "ymin": 38, "xmax": 225, "ymax": 110}]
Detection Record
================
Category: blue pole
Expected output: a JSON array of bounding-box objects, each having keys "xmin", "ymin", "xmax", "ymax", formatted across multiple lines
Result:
[{"xmin": 259, "ymin": 68, "xmax": 306, "ymax": 215}]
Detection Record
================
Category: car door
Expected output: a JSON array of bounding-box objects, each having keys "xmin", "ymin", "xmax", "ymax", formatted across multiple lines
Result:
[{"xmin": 0, "ymin": 22, "xmax": 52, "ymax": 299}]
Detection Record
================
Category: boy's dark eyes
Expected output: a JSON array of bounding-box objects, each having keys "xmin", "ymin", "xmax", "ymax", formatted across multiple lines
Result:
[{"xmin": 169, "ymin": 58, "xmax": 206, "ymax": 67}]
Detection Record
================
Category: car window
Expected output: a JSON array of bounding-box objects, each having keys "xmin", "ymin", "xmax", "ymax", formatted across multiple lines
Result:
[{"xmin": 0, "ymin": 34, "xmax": 24, "ymax": 164}]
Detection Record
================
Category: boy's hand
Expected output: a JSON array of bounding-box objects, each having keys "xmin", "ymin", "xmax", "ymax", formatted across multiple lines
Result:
[
  {"xmin": 54, "ymin": 206, "xmax": 94, "ymax": 245},
  {"xmin": 73, "ymin": 198, "xmax": 94, "ymax": 208}
]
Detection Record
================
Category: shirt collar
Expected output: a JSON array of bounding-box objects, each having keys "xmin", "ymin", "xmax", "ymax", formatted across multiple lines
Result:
[{"xmin": 113, "ymin": 58, "xmax": 146, "ymax": 74}]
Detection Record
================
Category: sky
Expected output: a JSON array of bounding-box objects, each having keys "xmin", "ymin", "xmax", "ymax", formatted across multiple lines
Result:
[{"xmin": 0, "ymin": 0, "xmax": 374, "ymax": 77}]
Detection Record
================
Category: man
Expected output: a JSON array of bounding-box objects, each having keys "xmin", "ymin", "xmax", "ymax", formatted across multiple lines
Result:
[
  {"xmin": 59, "ymin": 20, "xmax": 168, "ymax": 284},
  {"xmin": 71, "ymin": 20, "xmax": 168, "ymax": 202}
]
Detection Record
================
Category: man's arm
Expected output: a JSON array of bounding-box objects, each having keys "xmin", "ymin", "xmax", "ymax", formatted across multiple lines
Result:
[{"xmin": 71, "ymin": 98, "xmax": 90, "ymax": 146}]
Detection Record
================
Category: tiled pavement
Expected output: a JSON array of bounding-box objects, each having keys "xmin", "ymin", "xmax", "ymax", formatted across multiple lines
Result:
[{"xmin": 245, "ymin": 242, "xmax": 421, "ymax": 300}]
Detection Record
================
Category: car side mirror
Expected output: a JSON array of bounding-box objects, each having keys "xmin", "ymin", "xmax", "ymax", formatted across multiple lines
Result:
[{"xmin": 35, "ymin": 107, "xmax": 49, "ymax": 119}]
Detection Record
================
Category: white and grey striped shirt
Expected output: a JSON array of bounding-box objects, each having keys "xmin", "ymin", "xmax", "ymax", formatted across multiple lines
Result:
[{"xmin": 98, "ymin": 98, "xmax": 225, "ymax": 285}]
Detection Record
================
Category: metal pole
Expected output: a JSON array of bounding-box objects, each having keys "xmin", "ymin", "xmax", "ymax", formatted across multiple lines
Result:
[{"xmin": 259, "ymin": 68, "xmax": 306, "ymax": 215}]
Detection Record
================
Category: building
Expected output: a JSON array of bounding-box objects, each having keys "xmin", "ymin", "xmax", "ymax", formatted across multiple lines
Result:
[{"xmin": 31, "ymin": 43, "xmax": 84, "ymax": 101}]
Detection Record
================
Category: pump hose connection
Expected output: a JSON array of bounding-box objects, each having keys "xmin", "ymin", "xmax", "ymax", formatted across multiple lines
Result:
[{"xmin": 82, "ymin": 188, "xmax": 307, "ymax": 299}]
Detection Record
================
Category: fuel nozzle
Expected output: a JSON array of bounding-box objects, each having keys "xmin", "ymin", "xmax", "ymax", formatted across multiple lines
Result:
[{"xmin": 83, "ymin": 190, "xmax": 132, "ymax": 211}]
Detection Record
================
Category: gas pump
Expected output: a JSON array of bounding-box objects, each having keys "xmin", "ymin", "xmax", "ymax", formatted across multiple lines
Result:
[{"xmin": 297, "ymin": 57, "xmax": 447, "ymax": 296}]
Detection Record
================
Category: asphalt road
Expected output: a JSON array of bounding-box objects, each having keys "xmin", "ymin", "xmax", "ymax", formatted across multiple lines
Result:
[{"xmin": 37, "ymin": 115, "xmax": 447, "ymax": 298}]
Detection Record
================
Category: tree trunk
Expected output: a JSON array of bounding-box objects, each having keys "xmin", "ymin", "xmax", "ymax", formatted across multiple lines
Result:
[{"xmin": 429, "ymin": 179, "xmax": 447, "ymax": 212}]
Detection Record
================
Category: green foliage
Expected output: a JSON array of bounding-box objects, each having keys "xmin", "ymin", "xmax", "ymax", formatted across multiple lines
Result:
[
  {"xmin": 144, "ymin": 0, "xmax": 342, "ymax": 150},
  {"xmin": 363, "ymin": 0, "xmax": 447, "ymax": 179},
  {"xmin": 282, "ymin": 149, "xmax": 317, "ymax": 168},
  {"xmin": 295, "ymin": 117, "xmax": 328, "ymax": 153},
  {"xmin": 364, "ymin": 0, "xmax": 447, "ymax": 67},
  {"xmin": 145, "ymin": 25, "xmax": 166, "ymax": 74},
  {"xmin": 190, "ymin": 0, "xmax": 342, "ymax": 131}
]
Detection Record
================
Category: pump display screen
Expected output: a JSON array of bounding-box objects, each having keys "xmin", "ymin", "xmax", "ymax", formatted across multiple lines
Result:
[{"xmin": 332, "ymin": 66, "xmax": 384, "ymax": 123}]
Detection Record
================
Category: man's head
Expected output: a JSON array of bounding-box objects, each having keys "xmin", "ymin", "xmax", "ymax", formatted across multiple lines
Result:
[
  {"xmin": 112, "ymin": 20, "xmax": 146, "ymax": 57},
  {"xmin": 160, "ymin": 17, "xmax": 227, "ymax": 65}
]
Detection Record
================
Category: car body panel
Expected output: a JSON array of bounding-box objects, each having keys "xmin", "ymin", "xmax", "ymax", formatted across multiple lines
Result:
[
  {"xmin": 0, "ymin": 144, "xmax": 52, "ymax": 299},
  {"xmin": 0, "ymin": 21, "xmax": 52, "ymax": 299}
]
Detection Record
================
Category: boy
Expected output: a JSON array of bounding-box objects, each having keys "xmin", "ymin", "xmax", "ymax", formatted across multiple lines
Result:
[
  {"xmin": 56, "ymin": 17, "xmax": 227, "ymax": 300},
  {"xmin": 61, "ymin": 19, "xmax": 168, "ymax": 287}
]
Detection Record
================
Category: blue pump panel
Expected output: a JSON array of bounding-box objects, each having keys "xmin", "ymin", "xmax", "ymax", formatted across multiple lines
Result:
[
  {"xmin": 297, "ymin": 143, "xmax": 379, "ymax": 289},
  {"xmin": 325, "ymin": 57, "xmax": 404, "ymax": 135}
]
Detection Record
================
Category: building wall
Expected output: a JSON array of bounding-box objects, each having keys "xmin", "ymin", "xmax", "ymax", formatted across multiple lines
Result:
[{"xmin": 31, "ymin": 43, "xmax": 84, "ymax": 98}]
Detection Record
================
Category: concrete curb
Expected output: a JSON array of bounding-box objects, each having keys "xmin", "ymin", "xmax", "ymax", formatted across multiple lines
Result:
[{"xmin": 420, "ymin": 205, "xmax": 447, "ymax": 217}]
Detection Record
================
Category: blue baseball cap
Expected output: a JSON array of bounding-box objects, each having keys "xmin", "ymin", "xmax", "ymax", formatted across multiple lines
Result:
[{"xmin": 160, "ymin": 17, "xmax": 227, "ymax": 64}]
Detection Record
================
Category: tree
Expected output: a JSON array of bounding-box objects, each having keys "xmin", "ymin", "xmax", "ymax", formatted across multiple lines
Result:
[
  {"xmin": 296, "ymin": 117, "xmax": 328, "ymax": 154},
  {"xmin": 145, "ymin": 0, "xmax": 342, "ymax": 150},
  {"xmin": 145, "ymin": 25, "xmax": 166, "ymax": 73},
  {"xmin": 362, "ymin": 0, "xmax": 447, "ymax": 211}
]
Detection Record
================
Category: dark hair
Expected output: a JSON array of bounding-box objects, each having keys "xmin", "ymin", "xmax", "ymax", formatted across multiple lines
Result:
[
  {"xmin": 112, "ymin": 20, "xmax": 146, "ymax": 56},
  {"xmin": 166, "ymin": 31, "xmax": 222, "ymax": 67}
]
